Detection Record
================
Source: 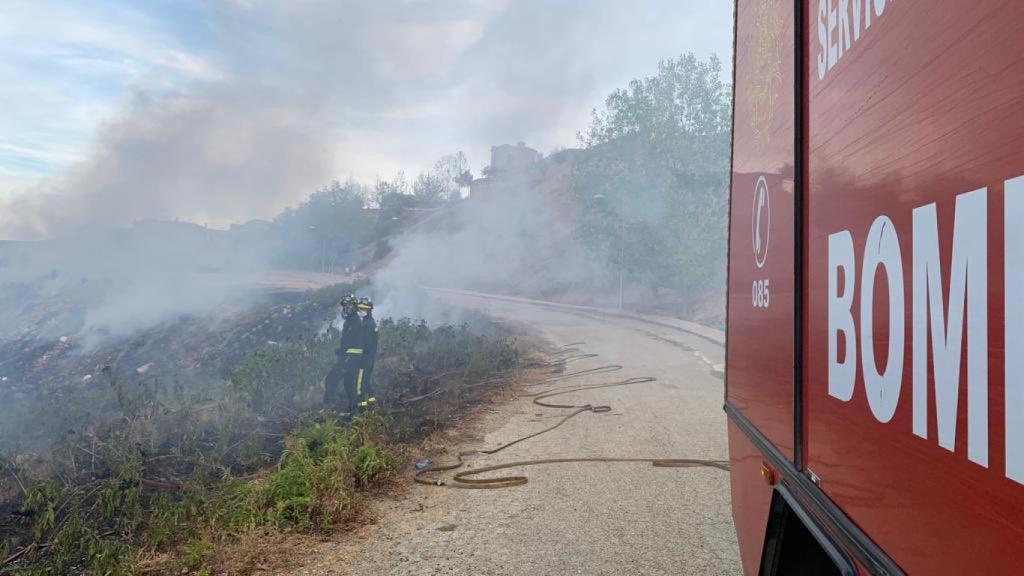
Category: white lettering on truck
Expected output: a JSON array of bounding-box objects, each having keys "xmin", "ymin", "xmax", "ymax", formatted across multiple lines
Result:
[
  {"xmin": 861, "ymin": 215, "xmax": 904, "ymax": 423},
  {"xmin": 1005, "ymin": 176, "xmax": 1024, "ymax": 483},
  {"xmin": 826, "ymin": 179, "xmax": 1024, "ymax": 484},
  {"xmin": 828, "ymin": 231, "xmax": 857, "ymax": 401},
  {"xmin": 818, "ymin": 0, "xmax": 889, "ymax": 81},
  {"xmin": 911, "ymin": 189, "xmax": 987, "ymax": 467}
]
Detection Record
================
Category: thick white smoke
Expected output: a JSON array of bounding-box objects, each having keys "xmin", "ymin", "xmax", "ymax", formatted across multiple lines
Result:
[{"xmin": 373, "ymin": 160, "xmax": 613, "ymax": 322}]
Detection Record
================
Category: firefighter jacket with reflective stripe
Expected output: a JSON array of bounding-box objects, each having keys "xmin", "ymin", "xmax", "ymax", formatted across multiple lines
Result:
[{"xmin": 337, "ymin": 313, "xmax": 362, "ymax": 358}]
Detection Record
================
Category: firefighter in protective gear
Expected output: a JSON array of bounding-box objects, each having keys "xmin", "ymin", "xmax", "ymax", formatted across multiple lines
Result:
[
  {"xmin": 355, "ymin": 297, "xmax": 378, "ymax": 409},
  {"xmin": 323, "ymin": 293, "xmax": 361, "ymax": 412}
]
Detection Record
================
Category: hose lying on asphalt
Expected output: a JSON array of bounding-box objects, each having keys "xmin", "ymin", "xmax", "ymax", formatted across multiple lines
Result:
[{"xmin": 413, "ymin": 343, "xmax": 729, "ymax": 489}]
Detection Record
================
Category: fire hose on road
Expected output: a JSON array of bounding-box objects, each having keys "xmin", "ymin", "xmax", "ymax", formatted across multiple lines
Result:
[{"xmin": 413, "ymin": 343, "xmax": 730, "ymax": 489}]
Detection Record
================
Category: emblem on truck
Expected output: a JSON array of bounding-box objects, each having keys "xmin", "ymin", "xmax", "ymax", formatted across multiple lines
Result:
[{"xmin": 752, "ymin": 175, "xmax": 771, "ymax": 268}]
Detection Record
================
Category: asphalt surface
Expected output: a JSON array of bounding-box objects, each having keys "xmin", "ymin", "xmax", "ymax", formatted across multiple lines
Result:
[{"xmin": 291, "ymin": 292, "xmax": 740, "ymax": 576}]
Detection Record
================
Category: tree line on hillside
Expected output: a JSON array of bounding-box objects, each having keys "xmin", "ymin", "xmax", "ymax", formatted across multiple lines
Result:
[
  {"xmin": 263, "ymin": 152, "xmax": 471, "ymax": 272},
  {"xmin": 572, "ymin": 53, "xmax": 732, "ymax": 310}
]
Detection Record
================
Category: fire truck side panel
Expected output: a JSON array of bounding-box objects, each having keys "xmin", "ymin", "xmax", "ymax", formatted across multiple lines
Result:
[
  {"xmin": 727, "ymin": 0, "xmax": 797, "ymax": 456},
  {"xmin": 727, "ymin": 0, "xmax": 797, "ymax": 570},
  {"xmin": 804, "ymin": 0, "xmax": 1024, "ymax": 573}
]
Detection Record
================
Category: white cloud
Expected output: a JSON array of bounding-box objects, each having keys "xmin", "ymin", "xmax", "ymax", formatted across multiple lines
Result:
[{"xmin": 0, "ymin": 0, "xmax": 222, "ymax": 191}]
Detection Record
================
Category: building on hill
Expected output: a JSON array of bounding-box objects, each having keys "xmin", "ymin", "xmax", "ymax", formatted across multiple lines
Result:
[
  {"xmin": 468, "ymin": 143, "xmax": 584, "ymax": 203},
  {"xmin": 470, "ymin": 142, "xmax": 541, "ymax": 201},
  {"xmin": 490, "ymin": 142, "xmax": 541, "ymax": 173}
]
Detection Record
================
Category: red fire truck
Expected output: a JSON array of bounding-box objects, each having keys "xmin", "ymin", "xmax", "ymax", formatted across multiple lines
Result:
[{"xmin": 726, "ymin": 1, "xmax": 1024, "ymax": 573}]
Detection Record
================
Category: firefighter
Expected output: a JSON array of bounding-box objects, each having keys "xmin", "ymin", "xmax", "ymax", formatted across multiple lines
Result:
[
  {"xmin": 323, "ymin": 293, "xmax": 361, "ymax": 412},
  {"xmin": 355, "ymin": 296, "xmax": 378, "ymax": 409}
]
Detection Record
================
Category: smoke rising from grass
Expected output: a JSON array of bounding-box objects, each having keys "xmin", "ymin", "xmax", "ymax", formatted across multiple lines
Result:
[
  {"xmin": 0, "ymin": 224, "xmax": 273, "ymax": 349},
  {"xmin": 372, "ymin": 161, "xmax": 613, "ymax": 323}
]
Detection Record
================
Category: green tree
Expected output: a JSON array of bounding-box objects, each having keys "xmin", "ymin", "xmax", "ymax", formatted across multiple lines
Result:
[
  {"xmin": 453, "ymin": 168, "xmax": 474, "ymax": 189},
  {"xmin": 573, "ymin": 53, "xmax": 732, "ymax": 311},
  {"xmin": 580, "ymin": 53, "xmax": 731, "ymax": 146},
  {"xmin": 432, "ymin": 152, "xmax": 471, "ymax": 201},
  {"xmin": 309, "ymin": 180, "xmax": 370, "ymax": 272},
  {"xmin": 272, "ymin": 180, "xmax": 369, "ymax": 272},
  {"xmin": 411, "ymin": 153, "xmax": 473, "ymax": 205},
  {"xmin": 373, "ymin": 172, "xmax": 412, "ymax": 210},
  {"xmin": 412, "ymin": 172, "xmax": 448, "ymax": 205}
]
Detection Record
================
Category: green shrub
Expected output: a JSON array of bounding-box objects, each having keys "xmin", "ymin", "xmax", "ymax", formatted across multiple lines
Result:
[
  {"xmin": 376, "ymin": 318, "xmax": 518, "ymax": 380},
  {"xmin": 264, "ymin": 464, "xmax": 314, "ymax": 529},
  {"xmin": 255, "ymin": 415, "xmax": 395, "ymax": 532},
  {"xmin": 352, "ymin": 444, "xmax": 396, "ymax": 486},
  {"xmin": 183, "ymin": 537, "xmax": 213, "ymax": 570},
  {"xmin": 47, "ymin": 513, "xmax": 85, "ymax": 572},
  {"xmin": 22, "ymin": 480, "xmax": 60, "ymax": 540},
  {"xmin": 85, "ymin": 536, "xmax": 137, "ymax": 576},
  {"xmin": 207, "ymin": 480, "xmax": 265, "ymax": 533},
  {"xmin": 225, "ymin": 339, "xmax": 335, "ymax": 413},
  {"xmin": 144, "ymin": 493, "xmax": 194, "ymax": 549}
]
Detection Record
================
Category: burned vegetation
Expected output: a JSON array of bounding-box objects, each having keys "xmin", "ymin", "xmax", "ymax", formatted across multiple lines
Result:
[{"xmin": 0, "ymin": 283, "xmax": 524, "ymax": 575}]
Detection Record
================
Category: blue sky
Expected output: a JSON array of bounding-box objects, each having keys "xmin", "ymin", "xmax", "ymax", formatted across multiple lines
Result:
[
  {"xmin": 0, "ymin": 0, "xmax": 733, "ymax": 237},
  {"xmin": 0, "ymin": 1, "xmax": 217, "ymax": 185}
]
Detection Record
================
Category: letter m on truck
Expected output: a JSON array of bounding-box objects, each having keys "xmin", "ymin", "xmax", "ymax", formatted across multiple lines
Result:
[{"xmin": 725, "ymin": 1, "xmax": 1024, "ymax": 573}]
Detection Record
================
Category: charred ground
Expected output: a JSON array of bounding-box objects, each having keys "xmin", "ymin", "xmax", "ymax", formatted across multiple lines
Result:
[{"xmin": 0, "ymin": 281, "xmax": 533, "ymax": 575}]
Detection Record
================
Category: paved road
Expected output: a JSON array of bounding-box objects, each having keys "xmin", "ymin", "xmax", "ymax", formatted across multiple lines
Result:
[{"xmin": 293, "ymin": 292, "xmax": 741, "ymax": 576}]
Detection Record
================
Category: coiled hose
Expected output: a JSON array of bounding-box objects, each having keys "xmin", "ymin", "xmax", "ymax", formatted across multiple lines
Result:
[{"xmin": 413, "ymin": 343, "xmax": 729, "ymax": 489}]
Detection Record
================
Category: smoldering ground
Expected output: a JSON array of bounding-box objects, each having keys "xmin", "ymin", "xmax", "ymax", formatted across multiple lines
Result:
[{"xmin": 0, "ymin": 222, "xmax": 274, "ymax": 348}]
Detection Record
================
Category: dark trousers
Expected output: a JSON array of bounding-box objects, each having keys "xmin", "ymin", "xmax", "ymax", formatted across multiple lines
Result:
[
  {"xmin": 323, "ymin": 361, "xmax": 347, "ymax": 410},
  {"xmin": 356, "ymin": 366, "xmax": 374, "ymax": 403},
  {"xmin": 343, "ymin": 361, "xmax": 362, "ymax": 411},
  {"xmin": 324, "ymin": 359, "xmax": 361, "ymax": 412}
]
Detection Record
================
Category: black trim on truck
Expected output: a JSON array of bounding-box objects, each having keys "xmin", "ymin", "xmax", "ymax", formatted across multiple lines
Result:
[
  {"xmin": 791, "ymin": 0, "xmax": 806, "ymax": 471},
  {"xmin": 724, "ymin": 402, "xmax": 905, "ymax": 576}
]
